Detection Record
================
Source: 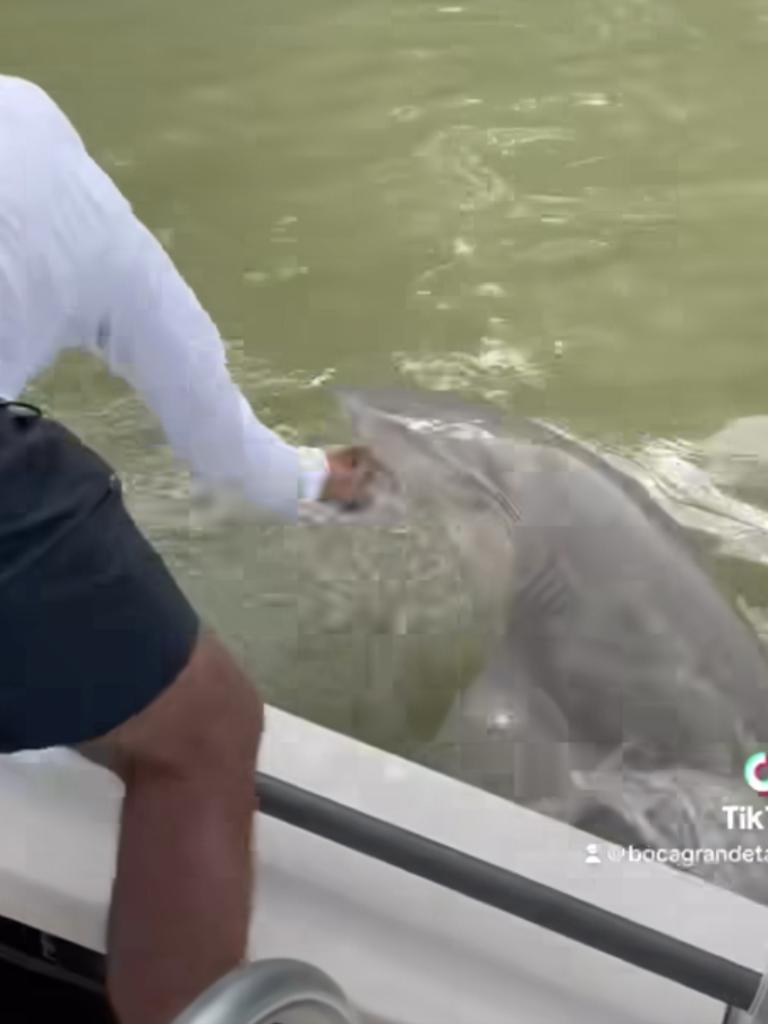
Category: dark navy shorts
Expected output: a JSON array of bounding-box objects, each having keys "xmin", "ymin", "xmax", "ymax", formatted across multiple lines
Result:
[{"xmin": 0, "ymin": 401, "xmax": 200, "ymax": 752}]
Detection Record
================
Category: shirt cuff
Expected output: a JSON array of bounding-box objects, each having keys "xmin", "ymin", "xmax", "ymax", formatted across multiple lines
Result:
[{"xmin": 297, "ymin": 446, "xmax": 330, "ymax": 503}]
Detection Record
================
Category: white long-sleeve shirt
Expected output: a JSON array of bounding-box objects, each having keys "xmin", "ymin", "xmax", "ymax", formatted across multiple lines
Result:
[{"xmin": 0, "ymin": 75, "xmax": 329, "ymax": 519}]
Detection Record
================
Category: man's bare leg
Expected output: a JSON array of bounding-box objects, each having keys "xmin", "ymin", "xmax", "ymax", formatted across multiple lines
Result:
[{"xmin": 78, "ymin": 631, "xmax": 263, "ymax": 1024}]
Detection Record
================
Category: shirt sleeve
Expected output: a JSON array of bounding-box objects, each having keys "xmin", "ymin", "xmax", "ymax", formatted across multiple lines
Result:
[
  {"xmin": 90, "ymin": 206, "xmax": 329, "ymax": 520},
  {"xmin": 4, "ymin": 75, "xmax": 329, "ymax": 519}
]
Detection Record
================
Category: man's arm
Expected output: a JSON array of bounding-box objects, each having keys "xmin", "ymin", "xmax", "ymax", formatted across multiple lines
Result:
[
  {"xmin": 9, "ymin": 75, "xmax": 373, "ymax": 517},
  {"xmin": 91, "ymin": 210, "xmax": 330, "ymax": 520}
]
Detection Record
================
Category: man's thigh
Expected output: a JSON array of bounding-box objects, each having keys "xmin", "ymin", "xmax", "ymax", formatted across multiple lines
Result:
[
  {"xmin": 0, "ymin": 402, "xmax": 200, "ymax": 754},
  {"xmin": 78, "ymin": 629, "xmax": 263, "ymax": 782}
]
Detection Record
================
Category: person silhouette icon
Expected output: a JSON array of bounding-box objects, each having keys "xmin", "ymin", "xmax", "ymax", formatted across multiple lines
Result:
[{"xmin": 585, "ymin": 843, "xmax": 602, "ymax": 865}]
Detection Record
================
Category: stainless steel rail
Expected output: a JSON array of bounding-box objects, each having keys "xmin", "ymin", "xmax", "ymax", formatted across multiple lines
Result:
[{"xmin": 171, "ymin": 958, "xmax": 360, "ymax": 1024}]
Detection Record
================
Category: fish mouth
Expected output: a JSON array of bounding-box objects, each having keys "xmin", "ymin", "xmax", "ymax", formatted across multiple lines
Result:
[{"xmin": 335, "ymin": 385, "xmax": 523, "ymax": 527}]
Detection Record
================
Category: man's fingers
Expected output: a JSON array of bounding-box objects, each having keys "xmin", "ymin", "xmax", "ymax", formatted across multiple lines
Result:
[{"xmin": 320, "ymin": 445, "xmax": 395, "ymax": 509}]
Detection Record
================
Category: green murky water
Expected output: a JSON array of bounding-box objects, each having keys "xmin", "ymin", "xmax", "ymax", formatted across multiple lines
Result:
[{"xmin": 5, "ymin": 0, "xmax": 768, "ymax": 752}]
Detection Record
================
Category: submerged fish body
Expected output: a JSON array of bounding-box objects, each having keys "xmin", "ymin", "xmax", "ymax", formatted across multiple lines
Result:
[{"xmin": 337, "ymin": 386, "xmax": 768, "ymax": 808}]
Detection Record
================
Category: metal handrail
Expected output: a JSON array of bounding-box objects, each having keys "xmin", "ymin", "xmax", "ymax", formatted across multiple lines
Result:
[
  {"xmin": 164, "ymin": 771, "xmax": 765, "ymax": 1020},
  {"xmin": 256, "ymin": 772, "xmax": 762, "ymax": 1012},
  {"xmin": 170, "ymin": 958, "xmax": 360, "ymax": 1024}
]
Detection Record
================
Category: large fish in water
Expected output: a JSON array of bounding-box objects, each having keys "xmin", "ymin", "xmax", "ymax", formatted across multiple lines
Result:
[{"xmin": 336, "ymin": 386, "xmax": 768, "ymax": 815}]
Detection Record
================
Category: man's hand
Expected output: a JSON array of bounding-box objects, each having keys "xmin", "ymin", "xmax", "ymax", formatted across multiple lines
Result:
[{"xmin": 319, "ymin": 445, "xmax": 381, "ymax": 510}]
